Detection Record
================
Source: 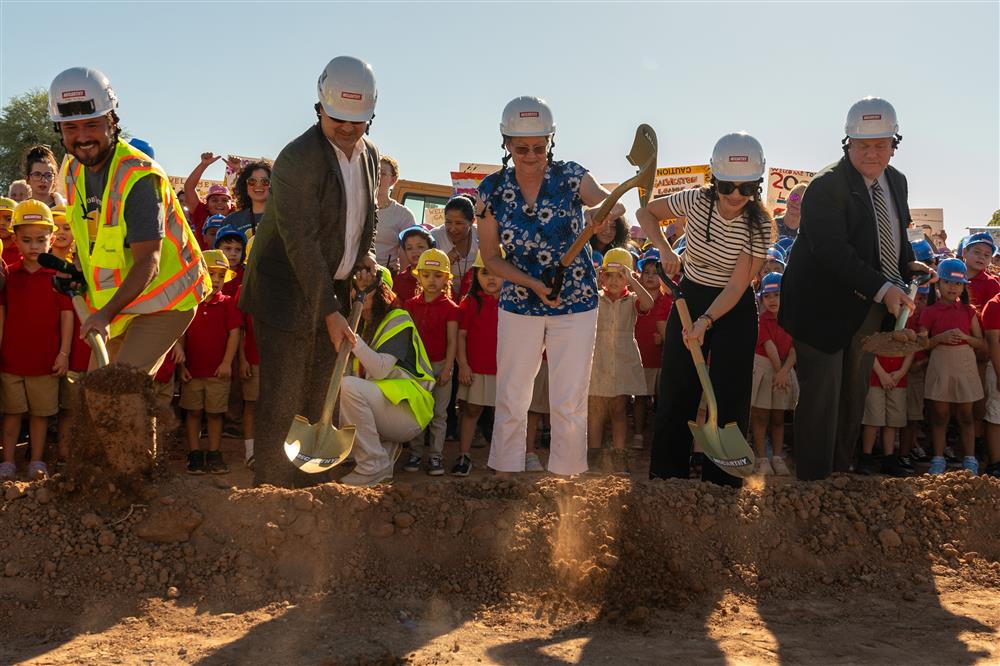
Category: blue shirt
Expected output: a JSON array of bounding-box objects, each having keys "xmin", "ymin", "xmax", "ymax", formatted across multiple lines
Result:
[{"xmin": 479, "ymin": 160, "xmax": 597, "ymax": 316}]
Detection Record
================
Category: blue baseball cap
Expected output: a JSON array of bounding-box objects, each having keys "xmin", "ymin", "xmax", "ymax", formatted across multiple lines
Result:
[
  {"xmin": 759, "ymin": 272, "xmax": 782, "ymax": 295},
  {"xmin": 202, "ymin": 214, "xmax": 226, "ymax": 234},
  {"xmin": 964, "ymin": 232, "xmax": 996, "ymax": 255},
  {"xmin": 911, "ymin": 239, "xmax": 935, "ymax": 262},
  {"xmin": 214, "ymin": 224, "xmax": 247, "ymax": 248},
  {"xmin": 398, "ymin": 225, "xmax": 436, "ymax": 248},
  {"xmin": 637, "ymin": 248, "xmax": 660, "ymax": 272},
  {"xmin": 937, "ymin": 258, "xmax": 969, "ymax": 284}
]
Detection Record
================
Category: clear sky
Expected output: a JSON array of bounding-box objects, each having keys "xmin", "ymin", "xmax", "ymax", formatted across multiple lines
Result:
[{"xmin": 2, "ymin": 2, "xmax": 997, "ymax": 240}]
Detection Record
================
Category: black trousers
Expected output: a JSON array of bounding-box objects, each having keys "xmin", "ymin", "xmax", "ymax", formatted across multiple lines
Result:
[
  {"xmin": 650, "ymin": 279, "xmax": 757, "ymax": 487},
  {"xmin": 254, "ymin": 281, "xmax": 350, "ymax": 488}
]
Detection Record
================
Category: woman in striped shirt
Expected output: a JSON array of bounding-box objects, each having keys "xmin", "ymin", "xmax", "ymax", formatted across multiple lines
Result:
[{"xmin": 636, "ymin": 132, "xmax": 772, "ymax": 486}]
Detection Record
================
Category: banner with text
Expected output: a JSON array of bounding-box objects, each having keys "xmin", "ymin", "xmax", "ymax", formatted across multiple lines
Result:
[{"xmin": 767, "ymin": 167, "xmax": 815, "ymax": 218}]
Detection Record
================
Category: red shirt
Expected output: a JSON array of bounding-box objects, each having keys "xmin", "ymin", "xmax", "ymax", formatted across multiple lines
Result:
[
  {"xmin": 0, "ymin": 263, "xmax": 72, "ymax": 376},
  {"xmin": 234, "ymin": 285, "xmax": 259, "ymax": 365},
  {"xmin": 755, "ymin": 310, "xmax": 794, "ymax": 361},
  {"xmin": 967, "ymin": 270, "xmax": 1000, "ymax": 314},
  {"xmin": 919, "ymin": 300, "xmax": 976, "ymax": 345},
  {"xmin": 405, "ymin": 293, "xmax": 460, "ymax": 362},
  {"xmin": 980, "ymin": 294, "xmax": 1000, "ymax": 331},
  {"xmin": 1, "ymin": 243, "xmax": 20, "ymax": 269},
  {"xmin": 183, "ymin": 292, "xmax": 241, "ymax": 378},
  {"xmin": 68, "ymin": 316, "xmax": 91, "ymax": 373},
  {"xmin": 222, "ymin": 265, "xmax": 244, "ymax": 299},
  {"xmin": 155, "ymin": 351, "xmax": 176, "ymax": 384},
  {"xmin": 634, "ymin": 293, "xmax": 672, "ymax": 368},
  {"xmin": 459, "ymin": 293, "xmax": 499, "ymax": 374},
  {"xmin": 908, "ymin": 306, "xmax": 928, "ymax": 363},
  {"xmin": 870, "ymin": 354, "xmax": 908, "ymax": 388},
  {"xmin": 393, "ymin": 266, "xmax": 418, "ymax": 304},
  {"xmin": 190, "ymin": 201, "xmax": 210, "ymax": 249},
  {"xmin": 455, "ymin": 271, "xmax": 473, "ymax": 301}
]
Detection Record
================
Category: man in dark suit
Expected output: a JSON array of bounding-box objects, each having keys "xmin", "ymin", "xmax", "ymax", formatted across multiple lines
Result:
[
  {"xmin": 780, "ymin": 97, "xmax": 933, "ymax": 481},
  {"xmin": 240, "ymin": 56, "xmax": 380, "ymax": 487}
]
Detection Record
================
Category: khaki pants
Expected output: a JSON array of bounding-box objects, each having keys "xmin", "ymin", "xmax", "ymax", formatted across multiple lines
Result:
[
  {"xmin": 408, "ymin": 360, "xmax": 450, "ymax": 458},
  {"xmin": 340, "ymin": 376, "xmax": 422, "ymax": 475},
  {"xmin": 92, "ymin": 309, "xmax": 196, "ymax": 375}
]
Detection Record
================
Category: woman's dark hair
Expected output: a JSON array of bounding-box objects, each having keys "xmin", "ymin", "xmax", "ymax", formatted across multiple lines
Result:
[
  {"xmin": 360, "ymin": 281, "xmax": 399, "ymax": 345},
  {"xmin": 22, "ymin": 144, "xmax": 58, "ymax": 178},
  {"xmin": 444, "ymin": 194, "xmax": 475, "ymax": 222},
  {"xmin": 700, "ymin": 180, "xmax": 775, "ymax": 247},
  {"xmin": 465, "ymin": 266, "xmax": 484, "ymax": 313},
  {"xmin": 589, "ymin": 216, "xmax": 629, "ymax": 252},
  {"xmin": 234, "ymin": 161, "xmax": 271, "ymax": 211}
]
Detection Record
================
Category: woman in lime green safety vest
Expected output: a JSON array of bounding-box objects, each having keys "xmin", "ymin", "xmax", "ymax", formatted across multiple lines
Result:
[{"xmin": 338, "ymin": 267, "xmax": 436, "ymax": 487}]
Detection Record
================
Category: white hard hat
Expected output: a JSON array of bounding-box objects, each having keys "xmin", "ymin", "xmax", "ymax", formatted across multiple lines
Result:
[
  {"xmin": 49, "ymin": 67, "xmax": 118, "ymax": 122},
  {"xmin": 709, "ymin": 132, "xmax": 765, "ymax": 182},
  {"xmin": 317, "ymin": 56, "xmax": 377, "ymax": 123},
  {"xmin": 500, "ymin": 96, "xmax": 555, "ymax": 137},
  {"xmin": 844, "ymin": 96, "xmax": 899, "ymax": 139}
]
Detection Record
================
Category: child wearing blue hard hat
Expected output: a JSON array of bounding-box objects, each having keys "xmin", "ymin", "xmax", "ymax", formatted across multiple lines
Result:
[
  {"xmin": 749, "ymin": 272, "xmax": 797, "ymax": 476},
  {"xmin": 214, "ymin": 224, "xmax": 248, "ymax": 298},
  {"xmin": 961, "ymin": 232, "xmax": 1000, "ymax": 313},
  {"xmin": 919, "ymin": 258, "xmax": 987, "ymax": 475},
  {"xmin": 633, "ymin": 249, "xmax": 673, "ymax": 450},
  {"xmin": 394, "ymin": 225, "xmax": 435, "ymax": 303},
  {"xmin": 201, "ymin": 214, "xmax": 226, "ymax": 251}
]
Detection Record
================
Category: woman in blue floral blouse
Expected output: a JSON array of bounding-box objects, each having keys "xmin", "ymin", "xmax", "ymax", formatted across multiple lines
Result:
[{"xmin": 477, "ymin": 96, "xmax": 625, "ymax": 476}]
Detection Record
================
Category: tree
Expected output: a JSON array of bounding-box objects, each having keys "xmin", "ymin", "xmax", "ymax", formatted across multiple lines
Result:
[
  {"xmin": 989, "ymin": 209, "xmax": 1000, "ymax": 227},
  {"xmin": 0, "ymin": 89, "xmax": 64, "ymax": 195}
]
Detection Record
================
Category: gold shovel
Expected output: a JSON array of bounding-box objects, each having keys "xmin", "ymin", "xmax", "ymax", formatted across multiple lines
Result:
[{"xmin": 283, "ymin": 275, "xmax": 377, "ymax": 474}]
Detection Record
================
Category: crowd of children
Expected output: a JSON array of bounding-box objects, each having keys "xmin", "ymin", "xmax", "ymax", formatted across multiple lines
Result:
[{"xmin": 3, "ymin": 145, "xmax": 1000, "ymax": 483}]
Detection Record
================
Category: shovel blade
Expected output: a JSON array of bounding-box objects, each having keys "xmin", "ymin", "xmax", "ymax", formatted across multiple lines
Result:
[
  {"xmin": 688, "ymin": 420, "xmax": 755, "ymax": 479},
  {"xmin": 626, "ymin": 124, "xmax": 658, "ymax": 207},
  {"xmin": 283, "ymin": 415, "xmax": 357, "ymax": 474}
]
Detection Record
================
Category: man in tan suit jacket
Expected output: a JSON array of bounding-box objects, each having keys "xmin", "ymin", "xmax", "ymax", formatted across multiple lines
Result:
[{"xmin": 241, "ymin": 56, "xmax": 380, "ymax": 487}]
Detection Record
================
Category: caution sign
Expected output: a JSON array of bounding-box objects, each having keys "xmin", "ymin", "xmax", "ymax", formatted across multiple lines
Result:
[
  {"xmin": 640, "ymin": 164, "xmax": 712, "ymax": 201},
  {"xmin": 767, "ymin": 167, "xmax": 815, "ymax": 218}
]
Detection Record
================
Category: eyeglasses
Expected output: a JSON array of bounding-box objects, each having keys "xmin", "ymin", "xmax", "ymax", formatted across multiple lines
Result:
[
  {"xmin": 716, "ymin": 181, "xmax": 758, "ymax": 196},
  {"xmin": 511, "ymin": 144, "xmax": 548, "ymax": 157},
  {"xmin": 247, "ymin": 177, "xmax": 270, "ymax": 187},
  {"xmin": 30, "ymin": 171, "xmax": 55, "ymax": 182}
]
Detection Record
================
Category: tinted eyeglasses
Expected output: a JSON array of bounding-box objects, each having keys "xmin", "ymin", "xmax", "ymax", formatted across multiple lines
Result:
[
  {"xmin": 247, "ymin": 177, "xmax": 270, "ymax": 187},
  {"xmin": 716, "ymin": 181, "xmax": 758, "ymax": 196},
  {"xmin": 511, "ymin": 144, "xmax": 548, "ymax": 157}
]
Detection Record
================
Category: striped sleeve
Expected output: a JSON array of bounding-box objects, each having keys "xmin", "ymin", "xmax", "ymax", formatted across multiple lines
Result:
[{"xmin": 663, "ymin": 188, "xmax": 698, "ymax": 220}]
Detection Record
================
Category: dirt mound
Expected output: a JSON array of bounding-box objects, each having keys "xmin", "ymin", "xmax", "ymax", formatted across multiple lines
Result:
[
  {"xmin": 68, "ymin": 365, "xmax": 163, "ymax": 501},
  {"xmin": 0, "ymin": 471, "xmax": 997, "ymax": 620}
]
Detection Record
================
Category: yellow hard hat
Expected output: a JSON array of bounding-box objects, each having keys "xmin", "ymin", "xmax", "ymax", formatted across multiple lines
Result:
[
  {"xmin": 12, "ymin": 199, "xmax": 56, "ymax": 230},
  {"xmin": 602, "ymin": 247, "xmax": 633, "ymax": 273},
  {"xmin": 472, "ymin": 246, "xmax": 505, "ymax": 269},
  {"xmin": 0, "ymin": 197, "xmax": 15, "ymax": 213},
  {"xmin": 51, "ymin": 204, "xmax": 67, "ymax": 222},
  {"xmin": 203, "ymin": 249, "xmax": 236, "ymax": 283},
  {"xmin": 412, "ymin": 248, "xmax": 453, "ymax": 277}
]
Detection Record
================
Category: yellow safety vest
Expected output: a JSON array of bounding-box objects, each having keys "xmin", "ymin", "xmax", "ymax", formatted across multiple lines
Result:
[
  {"xmin": 365, "ymin": 308, "xmax": 436, "ymax": 429},
  {"xmin": 62, "ymin": 139, "xmax": 211, "ymax": 338}
]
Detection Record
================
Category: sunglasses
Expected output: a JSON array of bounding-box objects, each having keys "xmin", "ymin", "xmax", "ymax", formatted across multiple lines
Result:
[
  {"xmin": 511, "ymin": 144, "xmax": 548, "ymax": 157},
  {"xmin": 247, "ymin": 177, "xmax": 270, "ymax": 187},
  {"xmin": 30, "ymin": 171, "xmax": 55, "ymax": 182},
  {"xmin": 716, "ymin": 181, "xmax": 758, "ymax": 196}
]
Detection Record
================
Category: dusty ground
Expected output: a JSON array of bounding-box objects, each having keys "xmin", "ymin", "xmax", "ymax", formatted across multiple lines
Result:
[{"xmin": 0, "ymin": 427, "xmax": 998, "ymax": 665}]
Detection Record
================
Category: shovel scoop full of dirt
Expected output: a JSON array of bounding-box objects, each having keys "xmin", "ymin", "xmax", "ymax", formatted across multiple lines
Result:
[
  {"xmin": 68, "ymin": 364, "xmax": 161, "ymax": 495},
  {"xmin": 862, "ymin": 328, "xmax": 928, "ymax": 357}
]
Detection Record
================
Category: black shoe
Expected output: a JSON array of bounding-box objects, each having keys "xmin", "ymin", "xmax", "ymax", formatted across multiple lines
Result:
[
  {"xmin": 451, "ymin": 454, "xmax": 472, "ymax": 476},
  {"xmin": 205, "ymin": 450, "xmax": 229, "ymax": 475},
  {"xmin": 539, "ymin": 426, "xmax": 551, "ymax": 449},
  {"xmin": 985, "ymin": 462, "xmax": 1000, "ymax": 479},
  {"xmin": 186, "ymin": 450, "xmax": 206, "ymax": 475},
  {"xmin": 857, "ymin": 453, "xmax": 881, "ymax": 476},
  {"xmin": 882, "ymin": 455, "xmax": 914, "ymax": 477},
  {"xmin": 898, "ymin": 455, "xmax": 914, "ymax": 471}
]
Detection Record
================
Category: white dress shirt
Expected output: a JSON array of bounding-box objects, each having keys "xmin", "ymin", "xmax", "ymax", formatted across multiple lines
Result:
[{"xmin": 329, "ymin": 137, "xmax": 367, "ymax": 280}]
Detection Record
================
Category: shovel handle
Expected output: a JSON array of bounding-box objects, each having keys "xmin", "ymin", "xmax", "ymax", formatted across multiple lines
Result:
[
  {"xmin": 894, "ymin": 282, "xmax": 921, "ymax": 331},
  {"xmin": 318, "ymin": 300, "xmax": 365, "ymax": 428},
  {"xmin": 71, "ymin": 295, "xmax": 109, "ymax": 368}
]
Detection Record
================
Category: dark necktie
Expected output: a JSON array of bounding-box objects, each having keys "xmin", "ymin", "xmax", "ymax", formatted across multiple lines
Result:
[{"xmin": 871, "ymin": 180, "xmax": 904, "ymax": 288}]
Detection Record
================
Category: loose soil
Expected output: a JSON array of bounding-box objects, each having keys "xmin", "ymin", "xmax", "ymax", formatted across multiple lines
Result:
[{"xmin": 0, "ymin": 431, "xmax": 998, "ymax": 665}]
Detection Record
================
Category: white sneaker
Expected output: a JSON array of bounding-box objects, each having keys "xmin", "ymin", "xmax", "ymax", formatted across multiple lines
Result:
[
  {"xmin": 340, "ymin": 465, "xmax": 393, "ymax": 487},
  {"xmin": 755, "ymin": 457, "xmax": 774, "ymax": 476},
  {"xmin": 524, "ymin": 453, "xmax": 544, "ymax": 472},
  {"xmin": 770, "ymin": 456, "xmax": 789, "ymax": 475},
  {"xmin": 631, "ymin": 434, "xmax": 645, "ymax": 450}
]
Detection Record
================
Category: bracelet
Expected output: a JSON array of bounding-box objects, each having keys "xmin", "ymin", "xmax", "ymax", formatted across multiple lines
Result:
[
  {"xmin": 697, "ymin": 313, "xmax": 715, "ymax": 329},
  {"xmin": 57, "ymin": 351, "xmax": 69, "ymax": 357}
]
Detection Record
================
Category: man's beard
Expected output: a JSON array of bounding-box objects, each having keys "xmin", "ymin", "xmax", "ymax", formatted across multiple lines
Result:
[{"xmin": 73, "ymin": 139, "xmax": 114, "ymax": 168}]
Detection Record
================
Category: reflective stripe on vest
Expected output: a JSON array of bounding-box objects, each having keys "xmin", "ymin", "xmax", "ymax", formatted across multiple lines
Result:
[
  {"xmin": 371, "ymin": 310, "xmax": 436, "ymax": 392},
  {"xmin": 61, "ymin": 140, "xmax": 211, "ymax": 338}
]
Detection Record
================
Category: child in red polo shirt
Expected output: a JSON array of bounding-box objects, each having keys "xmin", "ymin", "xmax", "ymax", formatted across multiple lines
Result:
[
  {"xmin": 0, "ymin": 201, "xmax": 72, "ymax": 480},
  {"xmin": 393, "ymin": 226, "xmax": 433, "ymax": 304},
  {"xmin": 961, "ymin": 233, "xmax": 999, "ymax": 313},
  {"xmin": 214, "ymin": 225, "xmax": 247, "ymax": 298},
  {"xmin": 632, "ymin": 253, "xmax": 672, "ymax": 450},
  {"xmin": 403, "ymin": 248, "xmax": 459, "ymax": 476},
  {"xmin": 860, "ymin": 352, "xmax": 913, "ymax": 477},
  {"xmin": 179, "ymin": 250, "xmax": 241, "ymax": 475},
  {"xmin": 453, "ymin": 251, "xmax": 502, "ymax": 476},
  {"xmin": 750, "ymin": 273, "xmax": 797, "ymax": 476},
  {"xmin": 921, "ymin": 259, "xmax": 986, "ymax": 475}
]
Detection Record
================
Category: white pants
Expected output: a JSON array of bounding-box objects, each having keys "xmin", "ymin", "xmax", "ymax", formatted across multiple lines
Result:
[
  {"xmin": 339, "ymin": 376, "xmax": 423, "ymax": 475},
  {"xmin": 408, "ymin": 360, "xmax": 450, "ymax": 458},
  {"xmin": 491, "ymin": 308, "xmax": 599, "ymax": 475}
]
